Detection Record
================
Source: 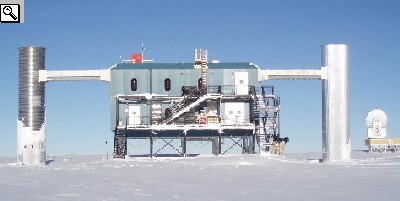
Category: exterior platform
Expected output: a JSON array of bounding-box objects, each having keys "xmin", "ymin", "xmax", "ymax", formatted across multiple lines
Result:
[
  {"xmin": 122, "ymin": 124, "xmax": 254, "ymax": 138},
  {"xmin": 365, "ymin": 138, "xmax": 400, "ymax": 152}
]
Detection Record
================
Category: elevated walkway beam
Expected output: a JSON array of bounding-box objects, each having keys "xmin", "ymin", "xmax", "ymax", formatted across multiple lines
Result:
[
  {"xmin": 258, "ymin": 68, "xmax": 327, "ymax": 81},
  {"xmin": 39, "ymin": 69, "xmax": 111, "ymax": 82}
]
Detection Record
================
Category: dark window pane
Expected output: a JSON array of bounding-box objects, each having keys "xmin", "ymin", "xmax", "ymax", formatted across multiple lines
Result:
[
  {"xmin": 164, "ymin": 78, "xmax": 171, "ymax": 91},
  {"xmin": 198, "ymin": 78, "xmax": 202, "ymax": 89},
  {"xmin": 131, "ymin": 78, "xmax": 137, "ymax": 91}
]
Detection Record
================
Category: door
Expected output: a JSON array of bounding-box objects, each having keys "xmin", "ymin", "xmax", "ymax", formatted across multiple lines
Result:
[
  {"xmin": 235, "ymin": 72, "xmax": 248, "ymax": 95},
  {"xmin": 128, "ymin": 105, "xmax": 141, "ymax": 125},
  {"xmin": 224, "ymin": 102, "xmax": 245, "ymax": 125}
]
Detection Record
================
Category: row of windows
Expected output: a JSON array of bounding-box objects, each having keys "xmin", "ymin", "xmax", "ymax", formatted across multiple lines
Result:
[{"xmin": 130, "ymin": 78, "xmax": 203, "ymax": 91}]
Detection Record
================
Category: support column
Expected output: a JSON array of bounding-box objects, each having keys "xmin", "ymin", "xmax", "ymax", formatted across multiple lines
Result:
[
  {"xmin": 182, "ymin": 131, "xmax": 187, "ymax": 157},
  {"xmin": 252, "ymin": 133, "xmax": 256, "ymax": 154},
  {"xmin": 322, "ymin": 44, "xmax": 351, "ymax": 162},
  {"xmin": 218, "ymin": 135, "xmax": 222, "ymax": 155},
  {"xmin": 242, "ymin": 136, "xmax": 253, "ymax": 154},
  {"xmin": 211, "ymin": 137, "xmax": 220, "ymax": 155},
  {"xmin": 17, "ymin": 47, "xmax": 46, "ymax": 165},
  {"xmin": 150, "ymin": 136, "xmax": 153, "ymax": 158}
]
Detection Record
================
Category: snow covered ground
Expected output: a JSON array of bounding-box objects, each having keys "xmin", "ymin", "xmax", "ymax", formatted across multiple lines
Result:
[{"xmin": 1, "ymin": 151, "xmax": 400, "ymax": 201}]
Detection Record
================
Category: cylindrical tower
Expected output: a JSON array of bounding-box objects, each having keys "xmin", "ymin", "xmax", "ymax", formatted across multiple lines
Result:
[
  {"xmin": 17, "ymin": 46, "xmax": 46, "ymax": 165},
  {"xmin": 321, "ymin": 44, "xmax": 351, "ymax": 162}
]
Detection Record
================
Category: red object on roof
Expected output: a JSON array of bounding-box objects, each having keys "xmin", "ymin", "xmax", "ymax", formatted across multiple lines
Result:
[{"xmin": 131, "ymin": 53, "xmax": 143, "ymax": 63}]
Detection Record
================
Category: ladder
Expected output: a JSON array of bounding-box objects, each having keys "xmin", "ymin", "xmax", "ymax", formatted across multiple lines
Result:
[
  {"xmin": 201, "ymin": 49, "xmax": 207, "ymax": 94},
  {"xmin": 195, "ymin": 49, "xmax": 208, "ymax": 94}
]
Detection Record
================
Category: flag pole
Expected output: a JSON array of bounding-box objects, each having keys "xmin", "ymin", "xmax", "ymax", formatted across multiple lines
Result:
[{"xmin": 141, "ymin": 42, "xmax": 145, "ymax": 61}]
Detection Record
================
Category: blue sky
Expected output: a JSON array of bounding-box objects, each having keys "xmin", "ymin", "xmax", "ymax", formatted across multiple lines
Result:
[{"xmin": 1, "ymin": 0, "xmax": 399, "ymax": 156}]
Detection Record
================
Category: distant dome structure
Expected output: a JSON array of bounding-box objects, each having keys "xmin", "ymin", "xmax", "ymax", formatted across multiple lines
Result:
[
  {"xmin": 365, "ymin": 109, "xmax": 387, "ymax": 139},
  {"xmin": 364, "ymin": 109, "xmax": 400, "ymax": 153}
]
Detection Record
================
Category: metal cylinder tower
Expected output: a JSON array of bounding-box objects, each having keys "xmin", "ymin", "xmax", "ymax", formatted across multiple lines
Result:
[
  {"xmin": 17, "ymin": 46, "xmax": 46, "ymax": 165},
  {"xmin": 322, "ymin": 44, "xmax": 351, "ymax": 162}
]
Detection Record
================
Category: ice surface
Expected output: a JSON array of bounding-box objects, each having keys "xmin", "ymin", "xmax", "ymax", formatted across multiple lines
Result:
[{"xmin": 1, "ymin": 151, "xmax": 400, "ymax": 201}]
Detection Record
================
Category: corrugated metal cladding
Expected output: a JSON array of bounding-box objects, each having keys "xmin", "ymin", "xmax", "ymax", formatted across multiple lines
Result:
[
  {"xmin": 109, "ymin": 62, "xmax": 260, "ymax": 130},
  {"xmin": 18, "ymin": 47, "xmax": 46, "ymax": 131}
]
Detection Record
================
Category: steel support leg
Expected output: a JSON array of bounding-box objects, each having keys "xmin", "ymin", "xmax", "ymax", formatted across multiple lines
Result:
[
  {"xmin": 212, "ymin": 137, "xmax": 220, "ymax": 155},
  {"xmin": 182, "ymin": 133, "xmax": 187, "ymax": 157}
]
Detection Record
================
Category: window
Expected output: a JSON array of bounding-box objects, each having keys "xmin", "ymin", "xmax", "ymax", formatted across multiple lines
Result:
[
  {"xmin": 131, "ymin": 78, "xmax": 137, "ymax": 91},
  {"xmin": 164, "ymin": 78, "xmax": 171, "ymax": 91},
  {"xmin": 198, "ymin": 78, "xmax": 203, "ymax": 89}
]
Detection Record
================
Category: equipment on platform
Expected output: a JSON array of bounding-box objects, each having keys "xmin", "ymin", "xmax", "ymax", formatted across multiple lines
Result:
[
  {"xmin": 366, "ymin": 109, "xmax": 387, "ymax": 139},
  {"xmin": 364, "ymin": 109, "xmax": 400, "ymax": 152}
]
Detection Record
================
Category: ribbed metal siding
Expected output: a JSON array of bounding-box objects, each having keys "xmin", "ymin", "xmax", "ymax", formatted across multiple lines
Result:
[{"xmin": 18, "ymin": 47, "xmax": 46, "ymax": 131}]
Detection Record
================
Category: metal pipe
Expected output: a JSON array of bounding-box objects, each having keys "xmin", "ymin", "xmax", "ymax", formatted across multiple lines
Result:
[
  {"xmin": 17, "ymin": 46, "xmax": 46, "ymax": 165},
  {"xmin": 321, "ymin": 44, "xmax": 351, "ymax": 162}
]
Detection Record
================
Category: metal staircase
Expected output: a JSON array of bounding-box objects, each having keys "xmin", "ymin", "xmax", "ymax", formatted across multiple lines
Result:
[
  {"xmin": 158, "ymin": 49, "xmax": 212, "ymax": 125},
  {"xmin": 253, "ymin": 96, "xmax": 265, "ymax": 131},
  {"xmin": 160, "ymin": 94, "xmax": 200, "ymax": 124},
  {"xmin": 254, "ymin": 94, "xmax": 269, "ymax": 151},
  {"xmin": 113, "ymin": 128, "xmax": 127, "ymax": 158},
  {"xmin": 254, "ymin": 86, "xmax": 282, "ymax": 153},
  {"xmin": 160, "ymin": 94, "xmax": 219, "ymax": 125}
]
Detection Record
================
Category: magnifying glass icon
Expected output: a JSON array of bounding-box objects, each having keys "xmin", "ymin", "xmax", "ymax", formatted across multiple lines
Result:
[{"xmin": 3, "ymin": 6, "xmax": 17, "ymax": 20}]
